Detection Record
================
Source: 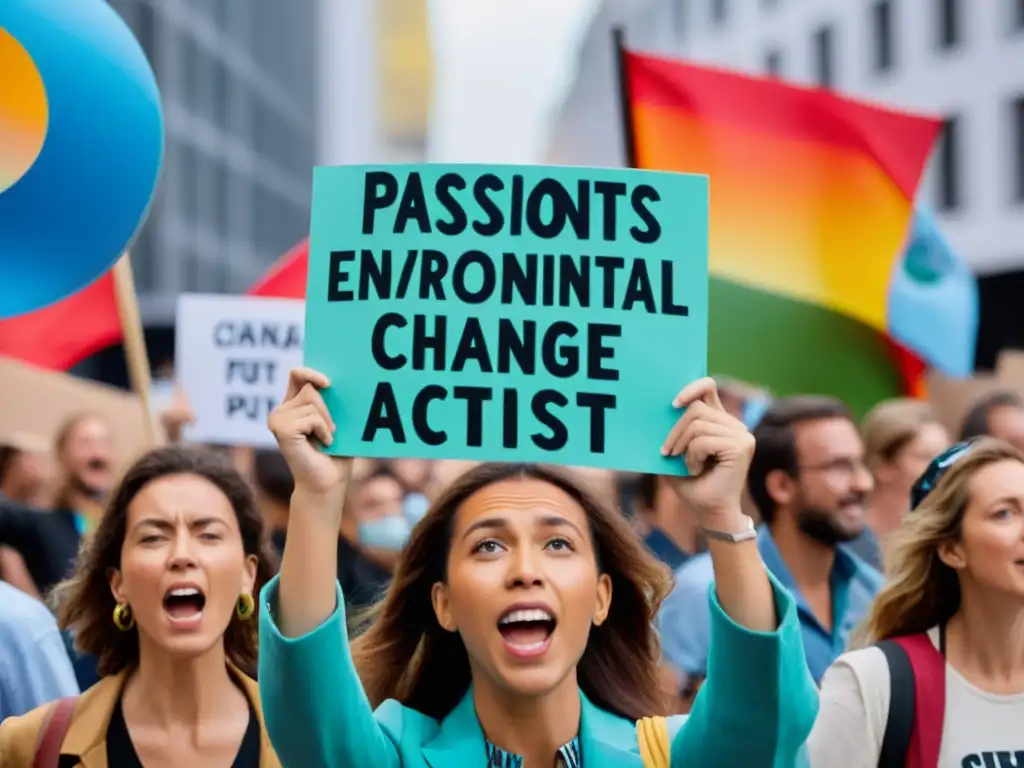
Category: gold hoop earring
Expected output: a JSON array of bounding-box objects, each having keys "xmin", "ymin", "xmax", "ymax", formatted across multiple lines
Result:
[
  {"xmin": 236, "ymin": 593, "xmax": 255, "ymax": 620},
  {"xmin": 113, "ymin": 603, "xmax": 134, "ymax": 631}
]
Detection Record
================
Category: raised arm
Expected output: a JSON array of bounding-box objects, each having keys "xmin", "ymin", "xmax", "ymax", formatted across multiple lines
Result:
[
  {"xmin": 659, "ymin": 378, "xmax": 773, "ymax": 631},
  {"xmin": 267, "ymin": 367, "xmax": 349, "ymax": 637},
  {"xmin": 259, "ymin": 367, "xmax": 399, "ymax": 768},
  {"xmin": 659, "ymin": 379, "xmax": 817, "ymax": 766}
]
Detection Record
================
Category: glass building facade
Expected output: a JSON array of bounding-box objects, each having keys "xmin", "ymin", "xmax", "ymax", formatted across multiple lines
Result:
[{"xmin": 105, "ymin": 0, "xmax": 319, "ymax": 325}]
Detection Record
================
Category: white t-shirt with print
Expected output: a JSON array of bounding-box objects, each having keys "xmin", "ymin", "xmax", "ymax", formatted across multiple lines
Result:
[{"xmin": 807, "ymin": 628, "xmax": 1024, "ymax": 768}]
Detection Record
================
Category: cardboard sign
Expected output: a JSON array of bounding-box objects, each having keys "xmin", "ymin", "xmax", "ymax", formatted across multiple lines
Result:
[
  {"xmin": 0, "ymin": 356, "xmax": 149, "ymax": 471},
  {"xmin": 304, "ymin": 163, "xmax": 709, "ymax": 474},
  {"xmin": 996, "ymin": 351, "xmax": 1024, "ymax": 395},
  {"xmin": 176, "ymin": 294, "xmax": 304, "ymax": 447},
  {"xmin": 925, "ymin": 368, "xmax": 1004, "ymax": 438}
]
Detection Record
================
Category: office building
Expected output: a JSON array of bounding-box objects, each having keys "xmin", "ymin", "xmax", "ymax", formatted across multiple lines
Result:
[
  {"xmin": 548, "ymin": 0, "xmax": 1024, "ymax": 368},
  {"xmin": 320, "ymin": 0, "xmax": 431, "ymax": 165},
  {"xmin": 106, "ymin": 0, "xmax": 319, "ymax": 322},
  {"xmin": 75, "ymin": 0, "xmax": 320, "ymax": 383}
]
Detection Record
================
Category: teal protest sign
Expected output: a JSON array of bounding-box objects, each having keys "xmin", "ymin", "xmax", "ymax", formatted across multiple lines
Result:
[{"xmin": 304, "ymin": 164, "xmax": 708, "ymax": 475}]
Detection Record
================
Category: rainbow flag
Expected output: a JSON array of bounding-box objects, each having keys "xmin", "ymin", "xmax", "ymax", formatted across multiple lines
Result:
[{"xmin": 622, "ymin": 50, "xmax": 944, "ymax": 415}]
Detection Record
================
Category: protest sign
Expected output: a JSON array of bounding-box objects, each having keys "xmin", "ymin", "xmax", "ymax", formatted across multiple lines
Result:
[
  {"xmin": 925, "ymin": 368, "xmax": 1003, "ymax": 437},
  {"xmin": 0, "ymin": 356, "xmax": 149, "ymax": 471},
  {"xmin": 304, "ymin": 163, "xmax": 708, "ymax": 475},
  {"xmin": 176, "ymin": 294, "xmax": 303, "ymax": 447},
  {"xmin": 996, "ymin": 350, "xmax": 1024, "ymax": 394}
]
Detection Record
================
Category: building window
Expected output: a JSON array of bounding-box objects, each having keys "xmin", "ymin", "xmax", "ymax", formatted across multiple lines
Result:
[
  {"xmin": 182, "ymin": 250, "xmax": 201, "ymax": 292},
  {"xmin": 935, "ymin": 116, "xmax": 963, "ymax": 211},
  {"xmin": 181, "ymin": 34, "xmax": 202, "ymax": 112},
  {"xmin": 1014, "ymin": 0, "xmax": 1024, "ymax": 31},
  {"xmin": 179, "ymin": 143, "xmax": 200, "ymax": 225},
  {"xmin": 937, "ymin": 0, "xmax": 961, "ymax": 49},
  {"xmin": 212, "ymin": 59, "xmax": 229, "ymax": 131},
  {"xmin": 711, "ymin": 0, "xmax": 728, "ymax": 26},
  {"xmin": 129, "ymin": 217, "xmax": 157, "ymax": 293},
  {"xmin": 764, "ymin": 49, "xmax": 783, "ymax": 76},
  {"xmin": 1012, "ymin": 97, "xmax": 1024, "ymax": 202},
  {"xmin": 871, "ymin": 0, "xmax": 895, "ymax": 73},
  {"xmin": 812, "ymin": 25, "xmax": 835, "ymax": 88}
]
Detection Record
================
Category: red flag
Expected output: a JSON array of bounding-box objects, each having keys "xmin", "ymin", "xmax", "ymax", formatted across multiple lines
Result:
[
  {"xmin": 888, "ymin": 340, "xmax": 929, "ymax": 398},
  {"xmin": 0, "ymin": 271, "xmax": 122, "ymax": 370},
  {"xmin": 249, "ymin": 238, "xmax": 308, "ymax": 299}
]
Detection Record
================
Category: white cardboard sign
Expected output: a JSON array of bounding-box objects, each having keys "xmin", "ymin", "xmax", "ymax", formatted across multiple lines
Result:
[{"xmin": 176, "ymin": 294, "xmax": 304, "ymax": 447}]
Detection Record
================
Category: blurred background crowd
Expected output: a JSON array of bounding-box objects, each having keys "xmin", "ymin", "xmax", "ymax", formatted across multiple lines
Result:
[{"xmin": 3, "ymin": 0, "xmax": 1024, "ymax": 747}]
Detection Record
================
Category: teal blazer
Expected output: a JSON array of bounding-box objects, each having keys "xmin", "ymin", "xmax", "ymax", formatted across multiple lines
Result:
[{"xmin": 258, "ymin": 572, "xmax": 817, "ymax": 767}]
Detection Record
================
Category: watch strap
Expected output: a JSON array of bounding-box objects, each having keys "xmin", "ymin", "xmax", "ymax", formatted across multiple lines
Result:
[{"xmin": 702, "ymin": 516, "xmax": 757, "ymax": 543}]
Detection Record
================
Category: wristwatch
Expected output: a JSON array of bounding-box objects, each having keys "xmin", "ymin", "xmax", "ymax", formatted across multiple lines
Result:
[{"xmin": 702, "ymin": 514, "xmax": 757, "ymax": 543}]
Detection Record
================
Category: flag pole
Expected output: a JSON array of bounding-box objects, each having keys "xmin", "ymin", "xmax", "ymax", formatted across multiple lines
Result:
[
  {"xmin": 611, "ymin": 27, "xmax": 638, "ymax": 169},
  {"xmin": 112, "ymin": 254, "xmax": 164, "ymax": 446}
]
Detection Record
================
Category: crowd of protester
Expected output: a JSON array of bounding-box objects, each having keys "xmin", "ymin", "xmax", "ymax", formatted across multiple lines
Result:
[{"xmin": 1, "ymin": 375, "xmax": 1023, "ymax": 766}]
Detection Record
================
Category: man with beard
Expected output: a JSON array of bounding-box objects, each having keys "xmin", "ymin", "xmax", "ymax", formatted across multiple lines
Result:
[
  {"xmin": 0, "ymin": 414, "xmax": 114, "ymax": 596},
  {"xmin": 658, "ymin": 396, "xmax": 883, "ymax": 691}
]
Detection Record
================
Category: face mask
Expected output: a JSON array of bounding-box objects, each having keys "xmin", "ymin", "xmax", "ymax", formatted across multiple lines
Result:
[
  {"xmin": 403, "ymin": 493, "xmax": 430, "ymax": 526},
  {"xmin": 358, "ymin": 516, "xmax": 412, "ymax": 552}
]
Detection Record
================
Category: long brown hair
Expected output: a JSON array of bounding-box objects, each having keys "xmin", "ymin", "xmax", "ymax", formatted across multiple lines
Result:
[
  {"xmin": 855, "ymin": 438, "xmax": 1024, "ymax": 645},
  {"xmin": 51, "ymin": 446, "xmax": 278, "ymax": 677},
  {"xmin": 350, "ymin": 462, "xmax": 672, "ymax": 721}
]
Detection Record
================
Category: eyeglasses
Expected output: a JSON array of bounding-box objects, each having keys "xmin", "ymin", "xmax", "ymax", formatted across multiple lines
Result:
[
  {"xmin": 909, "ymin": 439, "xmax": 979, "ymax": 511},
  {"xmin": 798, "ymin": 457, "xmax": 870, "ymax": 477}
]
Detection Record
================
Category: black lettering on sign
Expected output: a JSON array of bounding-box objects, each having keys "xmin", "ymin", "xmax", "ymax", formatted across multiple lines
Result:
[
  {"xmin": 225, "ymin": 394, "xmax": 278, "ymax": 422},
  {"xmin": 531, "ymin": 390, "xmax": 569, "ymax": 450},
  {"xmin": 370, "ymin": 312, "xmax": 408, "ymax": 370},
  {"xmin": 373, "ymin": 316, "xmax": 620, "ymax": 381},
  {"xmin": 472, "ymin": 174, "xmax": 505, "ymax": 236},
  {"xmin": 225, "ymin": 359, "xmax": 278, "ymax": 386},
  {"xmin": 394, "ymin": 172, "xmax": 432, "ymax": 234},
  {"xmin": 453, "ymin": 386, "xmax": 491, "ymax": 447},
  {"xmin": 959, "ymin": 751, "xmax": 1024, "ymax": 768},
  {"xmin": 357, "ymin": 384, "xmax": 616, "ymax": 456},
  {"xmin": 338, "ymin": 167, "xmax": 692, "ymax": 460},
  {"xmin": 362, "ymin": 171, "xmax": 398, "ymax": 234},
  {"xmin": 358, "ymin": 169, "xmax": 666, "ymax": 242},
  {"xmin": 362, "ymin": 382, "xmax": 407, "ymax": 443},
  {"xmin": 434, "ymin": 173, "xmax": 468, "ymax": 235},
  {"xmin": 629, "ymin": 184, "xmax": 661, "ymax": 244},
  {"xmin": 328, "ymin": 250, "xmax": 355, "ymax": 301},
  {"xmin": 213, "ymin": 321, "xmax": 302, "ymax": 350},
  {"xmin": 330, "ymin": 248, "xmax": 687, "ymax": 316},
  {"xmin": 412, "ymin": 385, "xmax": 446, "ymax": 446}
]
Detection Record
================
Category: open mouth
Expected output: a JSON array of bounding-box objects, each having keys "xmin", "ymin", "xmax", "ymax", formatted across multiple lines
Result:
[
  {"xmin": 163, "ymin": 586, "xmax": 206, "ymax": 623},
  {"xmin": 86, "ymin": 457, "xmax": 109, "ymax": 472},
  {"xmin": 498, "ymin": 607, "xmax": 556, "ymax": 657}
]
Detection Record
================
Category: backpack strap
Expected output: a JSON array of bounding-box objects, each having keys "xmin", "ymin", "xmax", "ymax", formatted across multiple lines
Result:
[
  {"xmin": 893, "ymin": 633, "xmax": 945, "ymax": 768},
  {"xmin": 878, "ymin": 640, "xmax": 915, "ymax": 768},
  {"xmin": 32, "ymin": 696, "xmax": 78, "ymax": 768}
]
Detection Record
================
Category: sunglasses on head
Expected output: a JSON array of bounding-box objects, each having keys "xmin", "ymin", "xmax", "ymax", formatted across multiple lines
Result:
[{"xmin": 909, "ymin": 438, "xmax": 980, "ymax": 511}]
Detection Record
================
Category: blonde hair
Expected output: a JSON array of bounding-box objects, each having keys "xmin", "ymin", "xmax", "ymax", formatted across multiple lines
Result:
[
  {"xmin": 861, "ymin": 398, "xmax": 941, "ymax": 466},
  {"xmin": 855, "ymin": 438, "xmax": 1024, "ymax": 646}
]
